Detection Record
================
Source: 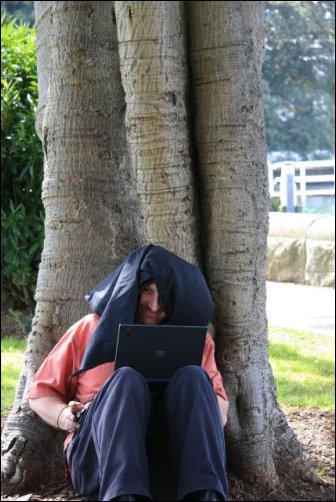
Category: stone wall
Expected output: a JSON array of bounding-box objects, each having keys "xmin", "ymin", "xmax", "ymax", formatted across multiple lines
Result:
[{"xmin": 266, "ymin": 212, "xmax": 335, "ymax": 287}]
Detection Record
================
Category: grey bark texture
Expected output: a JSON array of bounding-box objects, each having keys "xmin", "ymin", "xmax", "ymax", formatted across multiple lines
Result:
[
  {"xmin": 2, "ymin": 1, "xmax": 140, "ymax": 492},
  {"xmin": 1, "ymin": 1, "xmax": 317, "ymax": 496},
  {"xmin": 115, "ymin": 1, "xmax": 200, "ymax": 264}
]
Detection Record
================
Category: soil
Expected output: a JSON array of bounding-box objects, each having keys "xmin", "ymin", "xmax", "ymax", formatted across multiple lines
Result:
[{"xmin": 1, "ymin": 311, "xmax": 335, "ymax": 501}]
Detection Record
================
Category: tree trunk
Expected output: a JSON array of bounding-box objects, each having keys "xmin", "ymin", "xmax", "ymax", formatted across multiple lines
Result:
[
  {"xmin": 186, "ymin": 0, "xmax": 317, "ymax": 490},
  {"xmin": 1, "ymin": 0, "xmax": 319, "ymax": 496},
  {"xmin": 115, "ymin": 1, "xmax": 200, "ymax": 264},
  {"xmin": 1, "ymin": 1, "xmax": 141, "ymax": 493}
]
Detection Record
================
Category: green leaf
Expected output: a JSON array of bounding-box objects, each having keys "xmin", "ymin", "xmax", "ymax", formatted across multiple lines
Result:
[{"xmin": 1, "ymin": 11, "xmax": 44, "ymax": 307}]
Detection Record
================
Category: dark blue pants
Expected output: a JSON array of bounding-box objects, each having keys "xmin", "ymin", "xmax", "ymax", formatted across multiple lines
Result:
[{"xmin": 66, "ymin": 366, "xmax": 228, "ymax": 501}]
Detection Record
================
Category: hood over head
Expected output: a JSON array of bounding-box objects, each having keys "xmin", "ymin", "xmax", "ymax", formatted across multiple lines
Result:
[{"xmin": 73, "ymin": 244, "xmax": 214, "ymax": 376}]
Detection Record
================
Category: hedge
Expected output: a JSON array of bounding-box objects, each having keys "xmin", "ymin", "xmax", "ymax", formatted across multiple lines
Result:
[{"xmin": 1, "ymin": 13, "xmax": 44, "ymax": 308}]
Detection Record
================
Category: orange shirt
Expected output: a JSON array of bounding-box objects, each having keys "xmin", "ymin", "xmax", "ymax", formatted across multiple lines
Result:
[{"xmin": 29, "ymin": 313, "xmax": 227, "ymax": 448}]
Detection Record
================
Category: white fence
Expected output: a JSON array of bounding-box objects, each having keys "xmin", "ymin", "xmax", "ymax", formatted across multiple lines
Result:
[{"xmin": 268, "ymin": 160, "xmax": 335, "ymax": 213}]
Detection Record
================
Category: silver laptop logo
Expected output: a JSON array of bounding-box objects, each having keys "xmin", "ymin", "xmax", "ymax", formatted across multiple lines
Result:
[{"xmin": 155, "ymin": 350, "xmax": 166, "ymax": 357}]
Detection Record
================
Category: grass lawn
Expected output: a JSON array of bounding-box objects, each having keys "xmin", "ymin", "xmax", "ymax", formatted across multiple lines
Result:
[
  {"xmin": 1, "ymin": 327, "xmax": 335, "ymax": 415},
  {"xmin": 1, "ymin": 337, "xmax": 27, "ymax": 415},
  {"xmin": 268, "ymin": 326, "xmax": 335, "ymax": 410}
]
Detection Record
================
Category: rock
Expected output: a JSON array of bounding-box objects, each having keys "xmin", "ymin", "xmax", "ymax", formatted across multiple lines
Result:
[{"xmin": 266, "ymin": 213, "xmax": 335, "ymax": 287}]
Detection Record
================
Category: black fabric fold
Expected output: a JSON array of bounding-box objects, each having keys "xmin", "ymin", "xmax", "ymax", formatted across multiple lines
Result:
[{"xmin": 72, "ymin": 244, "xmax": 214, "ymax": 377}]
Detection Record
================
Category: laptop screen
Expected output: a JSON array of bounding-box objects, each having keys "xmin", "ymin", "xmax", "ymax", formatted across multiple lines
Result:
[{"xmin": 115, "ymin": 324, "xmax": 207, "ymax": 383}]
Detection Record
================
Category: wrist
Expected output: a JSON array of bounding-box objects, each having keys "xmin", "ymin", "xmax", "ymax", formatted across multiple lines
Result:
[{"xmin": 56, "ymin": 405, "xmax": 68, "ymax": 431}]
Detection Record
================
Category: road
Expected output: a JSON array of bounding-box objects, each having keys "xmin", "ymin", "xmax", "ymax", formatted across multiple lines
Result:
[{"xmin": 266, "ymin": 281, "xmax": 335, "ymax": 335}]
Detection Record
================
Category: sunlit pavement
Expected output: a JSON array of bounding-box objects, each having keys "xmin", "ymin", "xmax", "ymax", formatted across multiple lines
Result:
[{"xmin": 266, "ymin": 281, "xmax": 335, "ymax": 336}]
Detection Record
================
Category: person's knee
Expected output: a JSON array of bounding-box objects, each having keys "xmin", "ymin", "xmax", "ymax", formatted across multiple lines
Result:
[
  {"xmin": 113, "ymin": 366, "xmax": 148, "ymax": 386},
  {"xmin": 97, "ymin": 367, "xmax": 150, "ymax": 409},
  {"xmin": 173, "ymin": 365, "xmax": 208, "ymax": 384}
]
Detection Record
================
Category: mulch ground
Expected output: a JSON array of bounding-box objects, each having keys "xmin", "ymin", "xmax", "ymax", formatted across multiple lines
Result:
[{"xmin": 229, "ymin": 407, "xmax": 335, "ymax": 501}]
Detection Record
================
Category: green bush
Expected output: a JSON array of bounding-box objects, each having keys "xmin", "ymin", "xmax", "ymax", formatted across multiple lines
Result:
[{"xmin": 1, "ymin": 13, "xmax": 44, "ymax": 308}]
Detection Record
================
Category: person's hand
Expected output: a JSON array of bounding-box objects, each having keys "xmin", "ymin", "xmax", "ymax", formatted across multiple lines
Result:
[{"xmin": 58, "ymin": 401, "xmax": 85, "ymax": 431}]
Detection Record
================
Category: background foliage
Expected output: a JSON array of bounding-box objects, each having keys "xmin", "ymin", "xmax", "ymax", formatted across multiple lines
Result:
[
  {"xmin": 263, "ymin": 1, "xmax": 335, "ymax": 160},
  {"xmin": 1, "ymin": 13, "xmax": 44, "ymax": 308},
  {"xmin": 1, "ymin": 1, "xmax": 34, "ymax": 26}
]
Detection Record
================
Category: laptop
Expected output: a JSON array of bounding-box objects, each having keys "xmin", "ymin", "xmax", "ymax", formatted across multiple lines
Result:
[{"xmin": 114, "ymin": 324, "xmax": 207, "ymax": 383}]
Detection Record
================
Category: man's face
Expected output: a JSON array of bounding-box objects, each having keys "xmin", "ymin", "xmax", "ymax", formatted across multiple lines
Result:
[{"xmin": 137, "ymin": 282, "xmax": 166, "ymax": 325}]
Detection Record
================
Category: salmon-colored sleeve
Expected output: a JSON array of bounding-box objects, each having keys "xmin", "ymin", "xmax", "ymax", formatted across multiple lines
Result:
[
  {"xmin": 202, "ymin": 332, "xmax": 228, "ymax": 401},
  {"xmin": 28, "ymin": 314, "xmax": 99, "ymax": 402}
]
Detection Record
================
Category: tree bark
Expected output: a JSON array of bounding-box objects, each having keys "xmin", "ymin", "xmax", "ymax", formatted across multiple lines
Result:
[
  {"xmin": 115, "ymin": 1, "xmax": 200, "ymax": 264},
  {"xmin": 186, "ymin": 0, "xmax": 317, "ymax": 489},
  {"xmin": 1, "ymin": 0, "xmax": 319, "ymax": 496},
  {"xmin": 1, "ymin": 1, "xmax": 140, "ymax": 493}
]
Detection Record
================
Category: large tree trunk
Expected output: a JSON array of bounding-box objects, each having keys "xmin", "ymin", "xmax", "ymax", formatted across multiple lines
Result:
[
  {"xmin": 186, "ymin": 0, "xmax": 317, "ymax": 490},
  {"xmin": 2, "ymin": 0, "xmax": 319, "ymax": 496},
  {"xmin": 115, "ymin": 1, "xmax": 200, "ymax": 264},
  {"xmin": 1, "ymin": 1, "xmax": 140, "ymax": 493}
]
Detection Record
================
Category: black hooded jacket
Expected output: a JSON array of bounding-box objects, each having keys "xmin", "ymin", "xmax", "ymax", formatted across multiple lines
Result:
[{"xmin": 74, "ymin": 244, "xmax": 214, "ymax": 376}]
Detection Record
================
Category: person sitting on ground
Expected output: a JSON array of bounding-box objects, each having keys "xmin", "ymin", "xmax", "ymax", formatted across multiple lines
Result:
[{"xmin": 28, "ymin": 244, "xmax": 229, "ymax": 501}]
